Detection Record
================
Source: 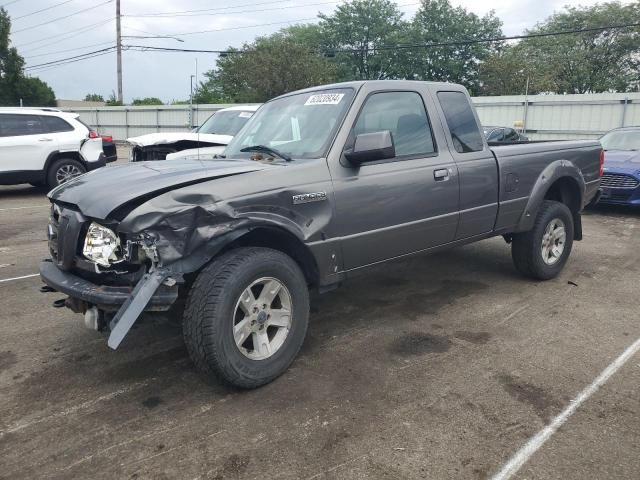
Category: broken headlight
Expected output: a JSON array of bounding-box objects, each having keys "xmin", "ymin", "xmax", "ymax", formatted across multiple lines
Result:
[{"xmin": 82, "ymin": 222, "xmax": 121, "ymax": 267}]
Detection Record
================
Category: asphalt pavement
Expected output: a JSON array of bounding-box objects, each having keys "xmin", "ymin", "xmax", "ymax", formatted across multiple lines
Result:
[{"xmin": 0, "ymin": 169, "xmax": 638, "ymax": 479}]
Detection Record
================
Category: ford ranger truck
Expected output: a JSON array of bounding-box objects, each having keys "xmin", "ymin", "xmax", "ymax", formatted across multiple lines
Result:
[{"xmin": 40, "ymin": 81, "xmax": 602, "ymax": 388}]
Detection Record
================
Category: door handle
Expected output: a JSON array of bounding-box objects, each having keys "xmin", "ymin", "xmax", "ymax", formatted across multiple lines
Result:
[
  {"xmin": 38, "ymin": 138, "xmax": 54, "ymax": 142},
  {"xmin": 434, "ymin": 168, "xmax": 450, "ymax": 181}
]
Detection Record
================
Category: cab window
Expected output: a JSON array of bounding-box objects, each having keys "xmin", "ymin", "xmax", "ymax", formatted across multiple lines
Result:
[
  {"xmin": 437, "ymin": 91, "xmax": 484, "ymax": 153},
  {"xmin": 353, "ymin": 91, "xmax": 435, "ymax": 157}
]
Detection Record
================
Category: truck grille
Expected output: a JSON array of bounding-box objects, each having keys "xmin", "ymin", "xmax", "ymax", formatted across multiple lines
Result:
[{"xmin": 600, "ymin": 173, "xmax": 639, "ymax": 189}]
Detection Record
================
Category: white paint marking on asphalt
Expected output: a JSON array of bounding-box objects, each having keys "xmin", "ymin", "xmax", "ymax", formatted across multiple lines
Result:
[
  {"xmin": 1, "ymin": 380, "xmax": 152, "ymax": 436},
  {"xmin": 0, "ymin": 273, "xmax": 39, "ymax": 283},
  {"xmin": 0, "ymin": 205, "xmax": 48, "ymax": 212},
  {"xmin": 491, "ymin": 336, "xmax": 640, "ymax": 480}
]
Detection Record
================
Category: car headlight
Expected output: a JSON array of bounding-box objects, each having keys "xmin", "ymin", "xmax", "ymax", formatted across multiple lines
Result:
[{"xmin": 83, "ymin": 222, "xmax": 121, "ymax": 267}]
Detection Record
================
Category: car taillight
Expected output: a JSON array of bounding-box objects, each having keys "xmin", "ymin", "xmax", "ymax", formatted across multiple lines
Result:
[
  {"xmin": 88, "ymin": 130, "xmax": 99, "ymax": 139},
  {"xmin": 101, "ymin": 135, "xmax": 113, "ymax": 142},
  {"xmin": 599, "ymin": 149, "xmax": 605, "ymax": 177}
]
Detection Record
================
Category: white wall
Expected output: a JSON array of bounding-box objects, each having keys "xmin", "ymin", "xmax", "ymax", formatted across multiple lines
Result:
[{"xmin": 473, "ymin": 92, "xmax": 640, "ymax": 140}]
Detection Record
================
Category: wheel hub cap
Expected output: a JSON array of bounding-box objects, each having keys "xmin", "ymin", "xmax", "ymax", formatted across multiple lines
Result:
[
  {"xmin": 232, "ymin": 277, "xmax": 293, "ymax": 361},
  {"xmin": 56, "ymin": 164, "xmax": 82, "ymax": 184},
  {"xmin": 541, "ymin": 218, "xmax": 566, "ymax": 266}
]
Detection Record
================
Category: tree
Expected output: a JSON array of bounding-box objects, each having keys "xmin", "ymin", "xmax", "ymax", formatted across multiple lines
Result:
[
  {"xmin": 406, "ymin": 0, "xmax": 503, "ymax": 95},
  {"xmin": 513, "ymin": 2, "xmax": 640, "ymax": 94},
  {"xmin": 0, "ymin": 8, "xmax": 56, "ymax": 106},
  {"xmin": 478, "ymin": 47, "xmax": 554, "ymax": 96},
  {"xmin": 318, "ymin": 0, "xmax": 409, "ymax": 80},
  {"xmin": 200, "ymin": 33, "xmax": 337, "ymax": 103},
  {"xmin": 131, "ymin": 97, "xmax": 163, "ymax": 106},
  {"xmin": 84, "ymin": 93, "xmax": 104, "ymax": 102},
  {"xmin": 193, "ymin": 71, "xmax": 231, "ymax": 104},
  {"xmin": 17, "ymin": 76, "xmax": 56, "ymax": 106},
  {"xmin": 105, "ymin": 90, "xmax": 123, "ymax": 106}
]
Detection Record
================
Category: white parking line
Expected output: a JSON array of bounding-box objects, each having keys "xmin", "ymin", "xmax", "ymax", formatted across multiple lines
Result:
[
  {"xmin": 491, "ymin": 336, "xmax": 640, "ymax": 480},
  {"xmin": 0, "ymin": 273, "xmax": 40, "ymax": 283},
  {"xmin": 0, "ymin": 205, "xmax": 48, "ymax": 212}
]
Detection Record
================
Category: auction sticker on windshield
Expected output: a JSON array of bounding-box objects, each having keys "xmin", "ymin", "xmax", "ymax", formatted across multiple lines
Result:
[{"xmin": 305, "ymin": 93, "xmax": 344, "ymax": 106}]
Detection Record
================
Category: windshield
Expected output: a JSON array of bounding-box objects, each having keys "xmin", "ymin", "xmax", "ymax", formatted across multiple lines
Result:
[
  {"xmin": 198, "ymin": 110, "xmax": 255, "ymax": 136},
  {"xmin": 600, "ymin": 129, "xmax": 640, "ymax": 151},
  {"xmin": 224, "ymin": 88, "xmax": 354, "ymax": 160}
]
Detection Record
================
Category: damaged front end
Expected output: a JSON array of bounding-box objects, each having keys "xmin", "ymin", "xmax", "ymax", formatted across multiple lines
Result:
[
  {"xmin": 40, "ymin": 159, "xmax": 280, "ymax": 349},
  {"xmin": 40, "ymin": 203, "xmax": 182, "ymax": 348}
]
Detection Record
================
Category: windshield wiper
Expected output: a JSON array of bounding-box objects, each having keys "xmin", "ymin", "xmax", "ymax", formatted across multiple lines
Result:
[{"xmin": 240, "ymin": 145, "xmax": 292, "ymax": 162}]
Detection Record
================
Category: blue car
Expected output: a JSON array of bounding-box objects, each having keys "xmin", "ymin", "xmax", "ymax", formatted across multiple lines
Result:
[{"xmin": 599, "ymin": 127, "xmax": 640, "ymax": 206}]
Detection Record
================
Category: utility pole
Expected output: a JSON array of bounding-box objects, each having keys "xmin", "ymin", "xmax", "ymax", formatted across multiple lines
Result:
[{"xmin": 116, "ymin": 0, "xmax": 123, "ymax": 103}]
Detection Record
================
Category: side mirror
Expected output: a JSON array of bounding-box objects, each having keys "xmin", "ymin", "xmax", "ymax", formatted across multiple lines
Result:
[{"xmin": 345, "ymin": 130, "xmax": 395, "ymax": 166}]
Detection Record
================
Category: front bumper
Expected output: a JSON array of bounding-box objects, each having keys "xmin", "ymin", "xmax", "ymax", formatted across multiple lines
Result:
[
  {"xmin": 598, "ymin": 186, "xmax": 640, "ymax": 206},
  {"xmin": 39, "ymin": 259, "xmax": 178, "ymax": 312}
]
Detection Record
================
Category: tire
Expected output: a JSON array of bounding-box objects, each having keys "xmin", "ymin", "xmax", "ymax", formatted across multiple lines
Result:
[
  {"xmin": 511, "ymin": 200, "xmax": 574, "ymax": 280},
  {"xmin": 183, "ymin": 247, "xmax": 310, "ymax": 389},
  {"xmin": 47, "ymin": 158, "xmax": 86, "ymax": 189}
]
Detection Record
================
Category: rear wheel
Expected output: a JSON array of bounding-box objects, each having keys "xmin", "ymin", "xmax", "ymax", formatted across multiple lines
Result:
[
  {"xmin": 47, "ymin": 158, "xmax": 86, "ymax": 189},
  {"xmin": 511, "ymin": 200, "xmax": 574, "ymax": 280},
  {"xmin": 183, "ymin": 247, "xmax": 309, "ymax": 388}
]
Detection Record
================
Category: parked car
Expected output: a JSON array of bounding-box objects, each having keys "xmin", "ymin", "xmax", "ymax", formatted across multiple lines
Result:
[
  {"xmin": 128, "ymin": 105, "xmax": 259, "ymax": 161},
  {"xmin": 40, "ymin": 80, "xmax": 601, "ymax": 388},
  {"xmin": 101, "ymin": 134, "xmax": 118, "ymax": 163},
  {"xmin": 598, "ymin": 126, "xmax": 640, "ymax": 206},
  {"xmin": 0, "ymin": 108, "xmax": 105, "ymax": 189},
  {"xmin": 483, "ymin": 126, "xmax": 528, "ymax": 144}
]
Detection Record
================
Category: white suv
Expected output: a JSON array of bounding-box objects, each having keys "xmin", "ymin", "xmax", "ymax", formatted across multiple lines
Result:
[{"xmin": 0, "ymin": 108, "xmax": 105, "ymax": 189}]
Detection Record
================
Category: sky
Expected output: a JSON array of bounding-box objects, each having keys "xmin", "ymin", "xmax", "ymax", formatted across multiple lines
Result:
[{"xmin": 2, "ymin": 0, "xmax": 629, "ymax": 102}]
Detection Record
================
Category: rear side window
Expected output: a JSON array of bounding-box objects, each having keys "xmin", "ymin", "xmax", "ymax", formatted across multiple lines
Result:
[
  {"xmin": 42, "ymin": 115, "xmax": 74, "ymax": 133},
  {"xmin": 504, "ymin": 128, "xmax": 520, "ymax": 142},
  {"xmin": 353, "ymin": 91, "xmax": 435, "ymax": 157},
  {"xmin": 487, "ymin": 129, "xmax": 504, "ymax": 142},
  {"xmin": 437, "ymin": 91, "xmax": 484, "ymax": 153},
  {"xmin": 0, "ymin": 114, "xmax": 45, "ymax": 137}
]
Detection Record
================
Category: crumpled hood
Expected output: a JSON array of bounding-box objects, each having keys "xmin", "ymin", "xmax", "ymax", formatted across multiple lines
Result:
[
  {"xmin": 48, "ymin": 159, "xmax": 268, "ymax": 219},
  {"xmin": 166, "ymin": 146, "xmax": 226, "ymax": 161},
  {"xmin": 127, "ymin": 132, "xmax": 233, "ymax": 147},
  {"xmin": 603, "ymin": 150, "xmax": 640, "ymax": 176}
]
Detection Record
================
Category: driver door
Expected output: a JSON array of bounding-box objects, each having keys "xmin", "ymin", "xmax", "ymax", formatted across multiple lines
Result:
[{"xmin": 328, "ymin": 88, "xmax": 460, "ymax": 270}]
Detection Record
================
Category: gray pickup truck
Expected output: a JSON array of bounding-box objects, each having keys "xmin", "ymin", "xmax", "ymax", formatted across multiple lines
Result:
[{"xmin": 40, "ymin": 80, "xmax": 602, "ymax": 388}]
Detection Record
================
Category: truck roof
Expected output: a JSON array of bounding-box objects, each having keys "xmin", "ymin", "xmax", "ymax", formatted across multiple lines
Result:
[{"xmin": 274, "ymin": 80, "xmax": 467, "ymax": 101}]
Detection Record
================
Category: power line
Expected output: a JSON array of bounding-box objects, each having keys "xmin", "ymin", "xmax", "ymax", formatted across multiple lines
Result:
[
  {"xmin": 23, "ymin": 41, "xmax": 115, "ymax": 59},
  {"xmin": 169, "ymin": 17, "xmax": 319, "ymax": 37},
  {"xmin": 126, "ymin": 45, "xmax": 226, "ymax": 54},
  {"xmin": 25, "ymin": 46, "xmax": 116, "ymax": 71},
  {"xmin": 15, "ymin": 18, "xmax": 114, "ymax": 49},
  {"xmin": 12, "ymin": 0, "xmax": 75, "ymax": 20},
  {"xmin": 0, "ymin": 0, "xmax": 24, "ymax": 8},
  {"xmin": 23, "ymin": 20, "xmax": 640, "ymax": 73},
  {"xmin": 126, "ymin": 0, "xmax": 342, "ymax": 18},
  {"xmin": 26, "ymin": 50, "xmax": 115, "ymax": 73},
  {"xmin": 328, "ymin": 21, "xmax": 640, "ymax": 53},
  {"xmin": 125, "ymin": 21, "xmax": 640, "ymax": 56},
  {"xmin": 12, "ymin": 0, "xmax": 113, "ymax": 34},
  {"xmin": 124, "ymin": 0, "xmax": 311, "ymax": 17}
]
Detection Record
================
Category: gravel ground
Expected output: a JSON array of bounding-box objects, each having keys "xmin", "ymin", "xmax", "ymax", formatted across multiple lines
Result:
[{"xmin": 0, "ymin": 175, "xmax": 638, "ymax": 480}]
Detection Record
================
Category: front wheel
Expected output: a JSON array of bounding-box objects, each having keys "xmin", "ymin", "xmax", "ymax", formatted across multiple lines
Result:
[
  {"xmin": 183, "ymin": 247, "xmax": 310, "ymax": 388},
  {"xmin": 511, "ymin": 200, "xmax": 574, "ymax": 280}
]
